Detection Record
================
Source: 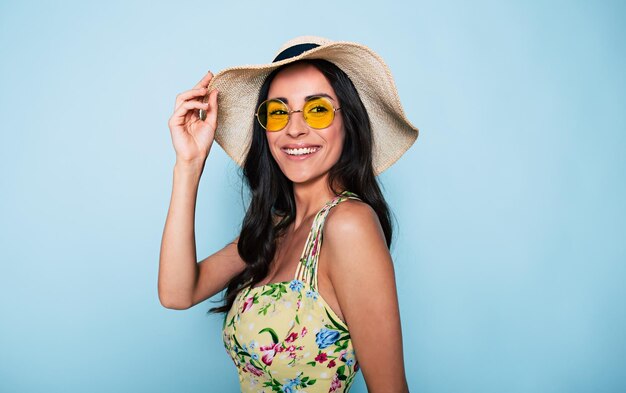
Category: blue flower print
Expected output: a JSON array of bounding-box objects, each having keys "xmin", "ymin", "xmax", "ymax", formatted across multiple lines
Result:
[
  {"xmin": 289, "ymin": 279, "xmax": 304, "ymax": 292},
  {"xmin": 315, "ymin": 328, "xmax": 341, "ymax": 349},
  {"xmin": 305, "ymin": 290, "xmax": 318, "ymax": 300},
  {"xmin": 282, "ymin": 374, "xmax": 302, "ymax": 392}
]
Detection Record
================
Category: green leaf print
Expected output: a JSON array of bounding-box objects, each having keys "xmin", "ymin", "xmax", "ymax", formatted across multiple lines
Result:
[
  {"xmin": 258, "ymin": 303, "xmax": 271, "ymax": 316},
  {"xmin": 334, "ymin": 339, "xmax": 349, "ymax": 352},
  {"xmin": 250, "ymin": 357, "xmax": 264, "ymax": 369},
  {"xmin": 346, "ymin": 372, "xmax": 357, "ymax": 386},
  {"xmin": 324, "ymin": 308, "xmax": 348, "ymax": 333},
  {"xmin": 232, "ymin": 334, "xmax": 242, "ymax": 349},
  {"xmin": 258, "ymin": 327, "xmax": 279, "ymax": 344},
  {"xmin": 260, "ymin": 283, "xmax": 286, "ymax": 301},
  {"xmin": 261, "ymin": 288, "xmax": 275, "ymax": 297}
]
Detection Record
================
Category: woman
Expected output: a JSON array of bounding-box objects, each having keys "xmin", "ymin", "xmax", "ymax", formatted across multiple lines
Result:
[{"xmin": 159, "ymin": 36, "xmax": 419, "ymax": 392}]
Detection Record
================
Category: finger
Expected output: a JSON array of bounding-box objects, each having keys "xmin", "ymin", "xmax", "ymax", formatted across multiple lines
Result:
[
  {"xmin": 204, "ymin": 89, "xmax": 219, "ymax": 129},
  {"xmin": 170, "ymin": 100, "xmax": 209, "ymax": 126},
  {"xmin": 193, "ymin": 70, "xmax": 214, "ymax": 89},
  {"xmin": 175, "ymin": 87, "xmax": 208, "ymax": 111}
]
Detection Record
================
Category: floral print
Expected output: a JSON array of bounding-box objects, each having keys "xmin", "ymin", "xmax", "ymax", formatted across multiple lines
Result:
[
  {"xmin": 223, "ymin": 191, "xmax": 363, "ymax": 392},
  {"xmin": 315, "ymin": 329, "xmax": 341, "ymax": 349}
]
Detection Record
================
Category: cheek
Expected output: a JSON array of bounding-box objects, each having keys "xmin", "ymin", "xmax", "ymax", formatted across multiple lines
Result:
[
  {"xmin": 330, "ymin": 122, "xmax": 346, "ymax": 156},
  {"xmin": 265, "ymin": 133, "xmax": 280, "ymax": 156}
]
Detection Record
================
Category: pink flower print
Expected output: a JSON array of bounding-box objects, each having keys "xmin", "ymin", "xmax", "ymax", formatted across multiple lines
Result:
[
  {"xmin": 259, "ymin": 343, "xmax": 283, "ymax": 366},
  {"xmin": 242, "ymin": 297, "xmax": 254, "ymax": 313},
  {"xmin": 261, "ymin": 351, "xmax": 275, "ymax": 366},
  {"xmin": 301, "ymin": 327, "xmax": 308, "ymax": 337},
  {"xmin": 285, "ymin": 332, "xmax": 298, "ymax": 343},
  {"xmin": 311, "ymin": 238, "xmax": 319, "ymax": 256},
  {"xmin": 329, "ymin": 373, "xmax": 342, "ymax": 392},
  {"xmin": 289, "ymin": 352, "xmax": 297, "ymax": 359},
  {"xmin": 314, "ymin": 352, "xmax": 328, "ymax": 363},
  {"xmin": 327, "ymin": 359, "xmax": 337, "ymax": 368},
  {"xmin": 244, "ymin": 362, "xmax": 264, "ymax": 376},
  {"xmin": 287, "ymin": 345, "xmax": 296, "ymax": 352}
]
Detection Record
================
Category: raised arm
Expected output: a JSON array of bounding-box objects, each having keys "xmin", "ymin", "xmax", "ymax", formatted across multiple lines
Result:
[
  {"xmin": 158, "ymin": 71, "xmax": 245, "ymax": 310},
  {"xmin": 158, "ymin": 162, "xmax": 245, "ymax": 310},
  {"xmin": 324, "ymin": 201, "xmax": 409, "ymax": 392}
]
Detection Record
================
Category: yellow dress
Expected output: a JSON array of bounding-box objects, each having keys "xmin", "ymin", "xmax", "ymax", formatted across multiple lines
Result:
[{"xmin": 222, "ymin": 191, "xmax": 362, "ymax": 392}]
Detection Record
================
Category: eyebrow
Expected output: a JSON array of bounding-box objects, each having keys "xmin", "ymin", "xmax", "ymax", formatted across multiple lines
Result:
[{"xmin": 272, "ymin": 93, "xmax": 336, "ymax": 104}]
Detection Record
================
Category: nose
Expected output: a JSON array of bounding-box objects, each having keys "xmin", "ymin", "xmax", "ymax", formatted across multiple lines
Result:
[{"xmin": 284, "ymin": 110, "xmax": 309, "ymax": 138}]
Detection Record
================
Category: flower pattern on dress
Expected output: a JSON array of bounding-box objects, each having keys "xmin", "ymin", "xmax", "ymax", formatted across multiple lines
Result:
[{"xmin": 222, "ymin": 191, "xmax": 363, "ymax": 393}]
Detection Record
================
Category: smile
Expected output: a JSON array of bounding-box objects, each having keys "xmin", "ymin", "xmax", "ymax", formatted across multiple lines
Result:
[{"xmin": 281, "ymin": 146, "xmax": 321, "ymax": 157}]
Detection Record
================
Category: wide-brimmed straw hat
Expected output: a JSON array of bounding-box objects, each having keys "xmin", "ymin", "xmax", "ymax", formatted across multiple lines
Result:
[{"xmin": 202, "ymin": 35, "xmax": 419, "ymax": 175}]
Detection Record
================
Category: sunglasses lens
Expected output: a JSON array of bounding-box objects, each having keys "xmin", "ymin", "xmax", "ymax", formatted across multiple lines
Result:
[
  {"xmin": 257, "ymin": 100, "xmax": 289, "ymax": 131},
  {"xmin": 304, "ymin": 97, "xmax": 335, "ymax": 129}
]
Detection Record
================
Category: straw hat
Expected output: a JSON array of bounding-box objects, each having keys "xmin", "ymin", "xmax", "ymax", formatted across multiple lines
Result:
[{"xmin": 202, "ymin": 35, "xmax": 419, "ymax": 175}]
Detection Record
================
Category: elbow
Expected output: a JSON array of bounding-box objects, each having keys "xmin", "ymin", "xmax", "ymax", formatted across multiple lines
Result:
[
  {"xmin": 158, "ymin": 290, "xmax": 192, "ymax": 310},
  {"xmin": 160, "ymin": 299, "xmax": 191, "ymax": 310}
]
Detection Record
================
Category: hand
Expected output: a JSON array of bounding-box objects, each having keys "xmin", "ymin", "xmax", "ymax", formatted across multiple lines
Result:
[{"xmin": 168, "ymin": 71, "xmax": 219, "ymax": 165}]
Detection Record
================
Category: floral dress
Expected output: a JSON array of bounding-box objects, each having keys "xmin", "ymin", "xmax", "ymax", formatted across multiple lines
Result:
[{"xmin": 222, "ymin": 191, "xmax": 362, "ymax": 393}]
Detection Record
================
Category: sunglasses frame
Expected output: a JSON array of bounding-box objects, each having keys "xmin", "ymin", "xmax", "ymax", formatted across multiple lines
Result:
[{"xmin": 254, "ymin": 95, "xmax": 341, "ymax": 132}]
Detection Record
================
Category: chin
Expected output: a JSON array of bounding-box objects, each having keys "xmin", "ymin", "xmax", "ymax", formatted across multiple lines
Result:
[
  {"xmin": 282, "ymin": 164, "xmax": 330, "ymax": 184},
  {"xmin": 284, "ymin": 169, "xmax": 326, "ymax": 185}
]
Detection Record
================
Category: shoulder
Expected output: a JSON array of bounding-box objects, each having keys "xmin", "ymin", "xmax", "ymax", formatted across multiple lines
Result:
[
  {"xmin": 323, "ymin": 198, "xmax": 385, "ymax": 245},
  {"xmin": 322, "ymin": 199, "xmax": 391, "ymax": 281}
]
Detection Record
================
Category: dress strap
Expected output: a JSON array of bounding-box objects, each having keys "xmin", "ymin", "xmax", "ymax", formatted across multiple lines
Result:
[{"xmin": 294, "ymin": 190, "xmax": 362, "ymax": 290}]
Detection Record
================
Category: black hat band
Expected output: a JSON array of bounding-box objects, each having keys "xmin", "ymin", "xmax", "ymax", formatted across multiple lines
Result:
[{"xmin": 272, "ymin": 43, "xmax": 320, "ymax": 62}]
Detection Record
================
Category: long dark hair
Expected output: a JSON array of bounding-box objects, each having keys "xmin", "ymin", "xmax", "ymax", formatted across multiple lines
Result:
[{"xmin": 209, "ymin": 59, "xmax": 394, "ymax": 314}]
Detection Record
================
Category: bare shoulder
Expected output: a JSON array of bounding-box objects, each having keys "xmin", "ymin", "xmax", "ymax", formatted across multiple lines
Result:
[
  {"xmin": 322, "ymin": 199, "xmax": 390, "ymax": 280},
  {"xmin": 323, "ymin": 199, "xmax": 386, "ymax": 245}
]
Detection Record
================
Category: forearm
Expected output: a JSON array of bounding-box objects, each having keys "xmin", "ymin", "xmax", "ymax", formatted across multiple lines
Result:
[{"xmin": 158, "ymin": 160, "xmax": 205, "ymax": 309}]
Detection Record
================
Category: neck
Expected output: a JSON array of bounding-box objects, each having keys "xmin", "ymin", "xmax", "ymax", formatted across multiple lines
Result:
[{"xmin": 291, "ymin": 174, "xmax": 342, "ymax": 231}]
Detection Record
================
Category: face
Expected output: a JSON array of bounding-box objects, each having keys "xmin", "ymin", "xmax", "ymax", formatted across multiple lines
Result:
[{"xmin": 264, "ymin": 63, "xmax": 345, "ymax": 185}]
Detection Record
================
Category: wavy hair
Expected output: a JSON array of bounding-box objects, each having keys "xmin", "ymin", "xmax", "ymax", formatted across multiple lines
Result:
[{"xmin": 210, "ymin": 59, "xmax": 394, "ymax": 314}]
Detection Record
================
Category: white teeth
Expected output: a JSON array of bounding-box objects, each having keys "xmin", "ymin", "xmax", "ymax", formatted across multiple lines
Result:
[{"xmin": 283, "ymin": 147, "xmax": 320, "ymax": 156}]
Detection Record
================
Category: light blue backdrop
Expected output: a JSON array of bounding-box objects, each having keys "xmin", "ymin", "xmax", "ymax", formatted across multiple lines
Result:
[{"xmin": 1, "ymin": 0, "xmax": 624, "ymax": 392}]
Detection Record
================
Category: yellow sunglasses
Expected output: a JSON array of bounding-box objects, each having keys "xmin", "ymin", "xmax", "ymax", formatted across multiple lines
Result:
[{"xmin": 255, "ymin": 96, "xmax": 341, "ymax": 132}]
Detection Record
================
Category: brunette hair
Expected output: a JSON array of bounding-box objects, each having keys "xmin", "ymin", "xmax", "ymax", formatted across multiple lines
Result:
[{"xmin": 209, "ymin": 59, "xmax": 393, "ymax": 314}]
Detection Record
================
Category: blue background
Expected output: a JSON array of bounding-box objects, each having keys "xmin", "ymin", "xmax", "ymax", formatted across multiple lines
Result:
[{"xmin": 1, "ymin": 0, "xmax": 624, "ymax": 392}]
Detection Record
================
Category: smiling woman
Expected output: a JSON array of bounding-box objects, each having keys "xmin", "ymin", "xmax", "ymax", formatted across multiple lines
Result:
[
  {"xmin": 159, "ymin": 36, "xmax": 419, "ymax": 392},
  {"xmin": 264, "ymin": 62, "xmax": 346, "ymax": 184}
]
